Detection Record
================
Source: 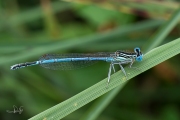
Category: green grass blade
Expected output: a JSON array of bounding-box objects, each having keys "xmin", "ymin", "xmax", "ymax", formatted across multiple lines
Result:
[
  {"xmin": 0, "ymin": 1, "xmax": 71, "ymax": 28},
  {"xmin": 29, "ymin": 38, "xmax": 180, "ymax": 120},
  {"xmin": 80, "ymin": 7, "xmax": 180, "ymax": 120},
  {"xmin": 80, "ymin": 83, "xmax": 126, "ymax": 120},
  {"xmin": 143, "ymin": 7, "xmax": 180, "ymax": 53}
]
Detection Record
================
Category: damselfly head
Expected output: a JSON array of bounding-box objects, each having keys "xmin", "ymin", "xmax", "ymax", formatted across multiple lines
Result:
[{"xmin": 134, "ymin": 47, "xmax": 143, "ymax": 62}]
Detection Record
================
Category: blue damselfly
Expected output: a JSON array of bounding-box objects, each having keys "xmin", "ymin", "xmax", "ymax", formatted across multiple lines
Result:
[{"xmin": 11, "ymin": 47, "xmax": 143, "ymax": 85}]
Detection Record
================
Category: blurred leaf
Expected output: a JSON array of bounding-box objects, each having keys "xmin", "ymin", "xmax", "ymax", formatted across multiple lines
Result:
[
  {"xmin": 159, "ymin": 105, "xmax": 180, "ymax": 120},
  {"xmin": 0, "ymin": 1, "xmax": 72, "ymax": 29},
  {"xmin": 143, "ymin": 7, "xmax": 180, "ymax": 53},
  {"xmin": 64, "ymin": 0, "xmax": 179, "ymax": 19},
  {"xmin": 75, "ymin": 5, "xmax": 135, "ymax": 25}
]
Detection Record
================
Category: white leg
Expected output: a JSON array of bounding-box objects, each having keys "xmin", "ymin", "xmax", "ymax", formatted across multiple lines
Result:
[
  {"xmin": 118, "ymin": 63, "xmax": 127, "ymax": 78},
  {"xmin": 112, "ymin": 64, "xmax": 116, "ymax": 73},
  {"xmin": 129, "ymin": 60, "xmax": 141, "ymax": 71},
  {"xmin": 129, "ymin": 61, "xmax": 133, "ymax": 68},
  {"xmin": 107, "ymin": 63, "xmax": 113, "ymax": 87}
]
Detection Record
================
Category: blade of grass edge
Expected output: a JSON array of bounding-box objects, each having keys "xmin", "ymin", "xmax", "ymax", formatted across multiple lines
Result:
[
  {"xmin": 80, "ymin": 82, "xmax": 127, "ymax": 120},
  {"xmin": 29, "ymin": 37, "xmax": 180, "ymax": 120},
  {"xmin": 80, "ymin": 7, "xmax": 180, "ymax": 120}
]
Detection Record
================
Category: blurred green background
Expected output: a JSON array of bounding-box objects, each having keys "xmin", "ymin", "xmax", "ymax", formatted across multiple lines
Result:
[{"xmin": 1, "ymin": 0, "xmax": 180, "ymax": 120}]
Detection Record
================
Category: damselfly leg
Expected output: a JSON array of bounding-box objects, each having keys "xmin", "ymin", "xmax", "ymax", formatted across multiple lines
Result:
[
  {"xmin": 107, "ymin": 62, "xmax": 128, "ymax": 88},
  {"xmin": 129, "ymin": 60, "xmax": 141, "ymax": 71},
  {"xmin": 107, "ymin": 63, "xmax": 116, "ymax": 86}
]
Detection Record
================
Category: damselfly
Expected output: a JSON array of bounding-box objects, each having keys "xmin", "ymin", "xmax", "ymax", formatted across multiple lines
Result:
[{"xmin": 10, "ymin": 47, "xmax": 143, "ymax": 85}]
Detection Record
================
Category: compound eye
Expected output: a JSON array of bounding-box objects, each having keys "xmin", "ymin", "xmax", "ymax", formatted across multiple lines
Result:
[
  {"xmin": 134, "ymin": 47, "xmax": 143, "ymax": 61},
  {"xmin": 134, "ymin": 47, "xmax": 140, "ymax": 53},
  {"xmin": 136, "ymin": 55, "xmax": 143, "ymax": 61}
]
